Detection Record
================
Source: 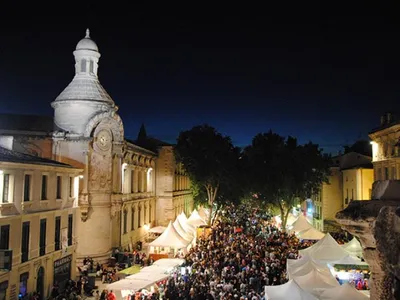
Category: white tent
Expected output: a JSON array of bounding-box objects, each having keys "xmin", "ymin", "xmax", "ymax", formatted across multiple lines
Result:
[
  {"xmin": 290, "ymin": 214, "xmax": 313, "ymax": 233},
  {"xmin": 299, "ymin": 233, "xmax": 349, "ymax": 263},
  {"xmin": 173, "ymin": 218, "xmax": 194, "ymax": 241},
  {"xmin": 265, "ymin": 279, "xmax": 318, "ymax": 300},
  {"xmin": 177, "ymin": 213, "xmax": 196, "ymax": 234},
  {"xmin": 152, "ymin": 258, "xmax": 185, "ymax": 268},
  {"xmin": 187, "ymin": 209, "xmax": 207, "ymax": 227},
  {"xmin": 342, "ymin": 237, "xmax": 363, "ymax": 258},
  {"xmin": 198, "ymin": 206, "xmax": 210, "ymax": 221},
  {"xmin": 287, "ymin": 259, "xmax": 332, "ymax": 279},
  {"xmin": 320, "ymin": 283, "xmax": 369, "ymax": 300},
  {"xmin": 298, "ymin": 227, "xmax": 325, "ymax": 240},
  {"xmin": 179, "ymin": 211, "xmax": 188, "ymax": 221},
  {"xmin": 331, "ymin": 254, "xmax": 368, "ymax": 266},
  {"xmin": 149, "ymin": 221, "xmax": 190, "ymax": 249},
  {"xmin": 293, "ymin": 269, "xmax": 339, "ymax": 293}
]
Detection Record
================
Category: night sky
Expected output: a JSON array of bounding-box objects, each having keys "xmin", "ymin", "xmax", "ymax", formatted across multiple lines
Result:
[{"xmin": 1, "ymin": 3, "xmax": 400, "ymax": 154}]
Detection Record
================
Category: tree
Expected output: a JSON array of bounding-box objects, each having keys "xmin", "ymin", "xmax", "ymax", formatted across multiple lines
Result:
[
  {"xmin": 175, "ymin": 124, "xmax": 240, "ymax": 224},
  {"xmin": 242, "ymin": 130, "xmax": 331, "ymax": 228}
]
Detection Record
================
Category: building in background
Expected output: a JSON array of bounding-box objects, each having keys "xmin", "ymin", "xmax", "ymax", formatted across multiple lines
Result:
[
  {"xmin": 0, "ymin": 146, "xmax": 81, "ymax": 299},
  {"xmin": 312, "ymin": 151, "xmax": 373, "ymax": 232},
  {"xmin": 0, "ymin": 29, "xmax": 193, "ymax": 298},
  {"xmin": 369, "ymin": 112, "xmax": 400, "ymax": 181}
]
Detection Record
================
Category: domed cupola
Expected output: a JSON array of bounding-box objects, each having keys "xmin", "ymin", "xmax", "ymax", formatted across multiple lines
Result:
[{"xmin": 51, "ymin": 29, "xmax": 117, "ymax": 135}]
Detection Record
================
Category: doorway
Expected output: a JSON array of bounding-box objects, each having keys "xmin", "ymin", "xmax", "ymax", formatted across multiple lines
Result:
[{"xmin": 36, "ymin": 267, "xmax": 44, "ymax": 300}]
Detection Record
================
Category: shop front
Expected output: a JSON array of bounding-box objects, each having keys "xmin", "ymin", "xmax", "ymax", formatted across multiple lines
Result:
[{"xmin": 53, "ymin": 255, "xmax": 72, "ymax": 292}]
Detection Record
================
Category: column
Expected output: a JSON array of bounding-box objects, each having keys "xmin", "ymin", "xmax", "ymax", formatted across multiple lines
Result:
[
  {"xmin": 83, "ymin": 151, "xmax": 89, "ymax": 193},
  {"xmin": 133, "ymin": 168, "xmax": 139, "ymax": 193},
  {"xmin": 143, "ymin": 169, "xmax": 148, "ymax": 193}
]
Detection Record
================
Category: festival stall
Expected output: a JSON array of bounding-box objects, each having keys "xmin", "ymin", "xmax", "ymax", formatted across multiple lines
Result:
[
  {"xmin": 173, "ymin": 218, "xmax": 194, "ymax": 242},
  {"xmin": 177, "ymin": 212, "xmax": 196, "ymax": 234},
  {"xmin": 341, "ymin": 237, "xmax": 363, "ymax": 258},
  {"xmin": 265, "ymin": 279, "xmax": 318, "ymax": 300},
  {"xmin": 148, "ymin": 221, "xmax": 191, "ymax": 257},
  {"xmin": 319, "ymin": 282, "xmax": 369, "ymax": 299},
  {"xmin": 297, "ymin": 226, "xmax": 325, "ymax": 240},
  {"xmin": 289, "ymin": 214, "xmax": 313, "ymax": 233},
  {"xmin": 292, "ymin": 268, "xmax": 339, "ymax": 297},
  {"xmin": 287, "ymin": 259, "xmax": 332, "ymax": 280},
  {"xmin": 186, "ymin": 209, "xmax": 207, "ymax": 227}
]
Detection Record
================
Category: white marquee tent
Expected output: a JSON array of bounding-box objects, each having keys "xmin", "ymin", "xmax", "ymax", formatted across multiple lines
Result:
[
  {"xmin": 287, "ymin": 259, "xmax": 332, "ymax": 280},
  {"xmin": 290, "ymin": 214, "xmax": 313, "ymax": 233},
  {"xmin": 149, "ymin": 221, "xmax": 190, "ymax": 249},
  {"xmin": 177, "ymin": 213, "xmax": 196, "ymax": 234},
  {"xmin": 187, "ymin": 209, "xmax": 207, "ymax": 227},
  {"xmin": 265, "ymin": 279, "xmax": 318, "ymax": 300},
  {"xmin": 298, "ymin": 227, "xmax": 325, "ymax": 240},
  {"xmin": 293, "ymin": 268, "xmax": 339, "ymax": 296},
  {"xmin": 149, "ymin": 226, "xmax": 166, "ymax": 234},
  {"xmin": 198, "ymin": 206, "xmax": 210, "ymax": 221},
  {"xmin": 331, "ymin": 254, "xmax": 368, "ymax": 266},
  {"xmin": 299, "ymin": 233, "xmax": 349, "ymax": 263},
  {"xmin": 173, "ymin": 218, "xmax": 194, "ymax": 242},
  {"xmin": 320, "ymin": 283, "xmax": 369, "ymax": 300},
  {"xmin": 341, "ymin": 237, "xmax": 363, "ymax": 258}
]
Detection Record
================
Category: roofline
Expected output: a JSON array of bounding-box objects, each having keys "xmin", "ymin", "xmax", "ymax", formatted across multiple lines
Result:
[
  {"xmin": 124, "ymin": 140, "xmax": 157, "ymax": 156},
  {"xmin": 0, "ymin": 161, "xmax": 83, "ymax": 172}
]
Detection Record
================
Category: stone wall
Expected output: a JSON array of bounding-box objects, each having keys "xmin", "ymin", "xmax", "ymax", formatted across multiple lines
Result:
[{"xmin": 336, "ymin": 180, "xmax": 400, "ymax": 300}]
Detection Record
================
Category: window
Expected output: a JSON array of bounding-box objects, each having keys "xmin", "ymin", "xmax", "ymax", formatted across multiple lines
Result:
[
  {"xmin": 21, "ymin": 221, "xmax": 30, "ymax": 263},
  {"xmin": 0, "ymin": 225, "xmax": 10, "ymax": 249},
  {"xmin": 351, "ymin": 189, "xmax": 354, "ymax": 201},
  {"xmin": 69, "ymin": 177, "xmax": 73, "ymax": 198},
  {"xmin": 68, "ymin": 214, "xmax": 73, "ymax": 246},
  {"xmin": 138, "ymin": 207, "xmax": 141, "ymax": 228},
  {"xmin": 41, "ymin": 175, "xmax": 48, "ymax": 200},
  {"xmin": 23, "ymin": 174, "xmax": 31, "ymax": 202},
  {"xmin": 123, "ymin": 210, "xmax": 128, "ymax": 234},
  {"xmin": 56, "ymin": 176, "xmax": 62, "ymax": 199},
  {"xmin": 81, "ymin": 59, "xmax": 86, "ymax": 72},
  {"xmin": 55, "ymin": 216, "xmax": 61, "ymax": 251},
  {"xmin": 131, "ymin": 208, "xmax": 135, "ymax": 231},
  {"xmin": 345, "ymin": 189, "xmax": 349, "ymax": 204},
  {"xmin": 2, "ymin": 174, "xmax": 9, "ymax": 203},
  {"xmin": 39, "ymin": 219, "xmax": 46, "ymax": 256},
  {"xmin": 89, "ymin": 60, "xmax": 94, "ymax": 73},
  {"xmin": 392, "ymin": 167, "xmax": 397, "ymax": 180}
]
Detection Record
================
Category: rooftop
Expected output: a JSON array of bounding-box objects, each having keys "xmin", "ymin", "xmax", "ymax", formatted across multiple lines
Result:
[{"xmin": 0, "ymin": 146, "xmax": 73, "ymax": 168}]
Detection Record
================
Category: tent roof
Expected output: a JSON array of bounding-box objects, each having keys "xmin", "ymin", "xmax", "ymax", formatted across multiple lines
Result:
[
  {"xmin": 149, "ymin": 226, "xmax": 166, "ymax": 234},
  {"xmin": 293, "ymin": 269, "xmax": 339, "ymax": 290},
  {"xmin": 173, "ymin": 219, "xmax": 194, "ymax": 241},
  {"xmin": 177, "ymin": 214, "xmax": 196, "ymax": 233},
  {"xmin": 298, "ymin": 227, "xmax": 325, "ymax": 240},
  {"xmin": 299, "ymin": 233, "xmax": 349, "ymax": 263},
  {"xmin": 331, "ymin": 254, "xmax": 368, "ymax": 266},
  {"xmin": 288, "ymin": 259, "xmax": 332, "ymax": 279},
  {"xmin": 290, "ymin": 214, "xmax": 313, "ymax": 232},
  {"xmin": 320, "ymin": 283, "xmax": 369, "ymax": 300},
  {"xmin": 342, "ymin": 237, "xmax": 363, "ymax": 255},
  {"xmin": 149, "ymin": 221, "xmax": 190, "ymax": 248},
  {"xmin": 198, "ymin": 206, "xmax": 209, "ymax": 220},
  {"xmin": 265, "ymin": 279, "xmax": 319, "ymax": 300},
  {"xmin": 187, "ymin": 210, "xmax": 207, "ymax": 227}
]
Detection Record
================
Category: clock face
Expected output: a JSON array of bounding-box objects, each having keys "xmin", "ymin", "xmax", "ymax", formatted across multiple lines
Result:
[{"xmin": 96, "ymin": 129, "xmax": 111, "ymax": 151}]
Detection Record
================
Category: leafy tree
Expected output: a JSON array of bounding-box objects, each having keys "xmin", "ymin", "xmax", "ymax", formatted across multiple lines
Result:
[
  {"xmin": 242, "ymin": 130, "xmax": 331, "ymax": 228},
  {"xmin": 175, "ymin": 124, "xmax": 240, "ymax": 224}
]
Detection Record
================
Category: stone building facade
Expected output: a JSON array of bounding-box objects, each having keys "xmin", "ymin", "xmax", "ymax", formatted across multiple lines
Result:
[
  {"xmin": 0, "ymin": 28, "xmax": 193, "ymax": 277},
  {"xmin": 0, "ymin": 145, "xmax": 82, "ymax": 300}
]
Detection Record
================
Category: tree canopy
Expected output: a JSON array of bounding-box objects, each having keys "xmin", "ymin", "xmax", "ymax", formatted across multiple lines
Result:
[
  {"xmin": 242, "ymin": 130, "xmax": 331, "ymax": 227},
  {"xmin": 174, "ymin": 124, "xmax": 242, "ymax": 224}
]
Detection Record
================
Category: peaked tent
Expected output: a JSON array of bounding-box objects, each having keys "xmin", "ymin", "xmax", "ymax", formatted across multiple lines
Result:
[
  {"xmin": 265, "ymin": 279, "xmax": 318, "ymax": 300},
  {"xmin": 320, "ymin": 283, "xmax": 369, "ymax": 300},
  {"xmin": 293, "ymin": 269, "xmax": 339, "ymax": 291},
  {"xmin": 149, "ymin": 226, "xmax": 166, "ymax": 234},
  {"xmin": 287, "ymin": 259, "xmax": 332, "ymax": 280},
  {"xmin": 177, "ymin": 213, "xmax": 196, "ymax": 234},
  {"xmin": 298, "ymin": 227, "xmax": 325, "ymax": 240},
  {"xmin": 290, "ymin": 214, "xmax": 313, "ymax": 233},
  {"xmin": 331, "ymin": 254, "xmax": 368, "ymax": 266},
  {"xmin": 198, "ymin": 206, "xmax": 209, "ymax": 220},
  {"xmin": 187, "ymin": 209, "xmax": 207, "ymax": 227},
  {"xmin": 173, "ymin": 218, "xmax": 194, "ymax": 241},
  {"xmin": 342, "ymin": 237, "xmax": 363, "ymax": 258},
  {"xmin": 149, "ymin": 221, "xmax": 190, "ymax": 249},
  {"xmin": 299, "ymin": 233, "xmax": 349, "ymax": 263}
]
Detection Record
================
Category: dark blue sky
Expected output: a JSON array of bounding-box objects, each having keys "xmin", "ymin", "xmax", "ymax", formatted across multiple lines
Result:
[{"xmin": 1, "ymin": 3, "xmax": 400, "ymax": 154}]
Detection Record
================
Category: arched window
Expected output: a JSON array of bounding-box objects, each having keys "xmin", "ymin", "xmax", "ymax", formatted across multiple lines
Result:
[
  {"xmin": 123, "ymin": 210, "xmax": 128, "ymax": 234},
  {"xmin": 131, "ymin": 208, "xmax": 135, "ymax": 231},
  {"xmin": 81, "ymin": 59, "xmax": 87, "ymax": 73},
  {"xmin": 89, "ymin": 60, "xmax": 94, "ymax": 74}
]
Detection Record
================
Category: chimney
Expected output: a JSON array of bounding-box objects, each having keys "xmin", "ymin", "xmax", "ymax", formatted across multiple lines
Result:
[{"xmin": 381, "ymin": 114, "xmax": 386, "ymax": 125}]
